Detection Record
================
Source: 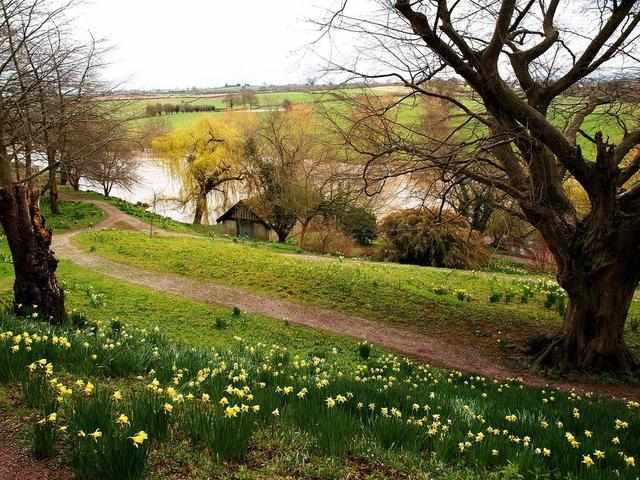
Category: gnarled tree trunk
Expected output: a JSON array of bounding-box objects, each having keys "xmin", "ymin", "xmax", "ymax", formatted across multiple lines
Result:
[
  {"xmin": 0, "ymin": 184, "xmax": 66, "ymax": 324},
  {"xmin": 534, "ymin": 202, "xmax": 640, "ymax": 373},
  {"xmin": 541, "ymin": 261, "xmax": 638, "ymax": 373}
]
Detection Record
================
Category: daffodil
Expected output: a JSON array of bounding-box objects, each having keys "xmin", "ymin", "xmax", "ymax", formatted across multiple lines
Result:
[
  {"xmin": 116, "ymin": 414, "xmax": 130, "ymax": 426},
  {"xmin": 129, "ymin": 431, "xmax": 148, "ymax": 448},
  {"xmin": 224, "ymin": 406, "xmax": 240, "ymax": 418},
  {"xmin": 582, "ymin": 455, "xmax": 594, "ymax": 467},
  {"xmin": 88, "ymin": 429, "xmax": 102, "ymax": 442}
]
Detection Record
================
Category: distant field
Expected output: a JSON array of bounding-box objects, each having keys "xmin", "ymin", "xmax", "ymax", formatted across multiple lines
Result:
[
  {"xmin": 115, "ymin": 86, "xmax": 422, "ymax": 130},
  {"xmin": 113, "ymin": 86, "xmax": 632, "ymax": 166}
]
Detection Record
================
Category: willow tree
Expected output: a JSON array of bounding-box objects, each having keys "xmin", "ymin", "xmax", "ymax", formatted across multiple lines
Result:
[
  {"xmin": 152, "ymin": 117, "xmax": 248, "ymax": 224},
  {"xmin": 323, "ymin": 0, "xmax": 640, "ymax": 373}
]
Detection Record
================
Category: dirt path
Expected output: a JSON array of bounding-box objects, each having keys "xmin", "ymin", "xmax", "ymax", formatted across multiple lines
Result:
[
  {"xmin": 0, "ymin": 409, "xmax": 72, "ymax": 480},
  {"xmin": 53, "ymin": 200, "xmax": 640, "ymax": 400}
]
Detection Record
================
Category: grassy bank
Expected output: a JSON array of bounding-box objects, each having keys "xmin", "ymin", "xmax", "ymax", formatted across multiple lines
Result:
[
  {"xmin": 3, "ymin": 306, "xmax": 640, "ymax": 480},
  {"xmin": 40, "ymin": 199, "xmax": 105, "ymax": 232},
  {"xmin": 73, "ymin": 230, "xmax": 640, "ymax": 360}
]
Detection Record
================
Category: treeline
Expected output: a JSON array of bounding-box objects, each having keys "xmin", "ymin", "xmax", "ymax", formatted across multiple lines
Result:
[{"xmin": 145, "ymin": 103, "xmax": 219, "ymax": 117}]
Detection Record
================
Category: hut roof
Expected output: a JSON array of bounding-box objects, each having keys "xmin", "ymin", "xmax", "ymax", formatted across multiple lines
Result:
[{"xmin": 216, "ymin": 200, "xmax": 272, "ymax": 228}]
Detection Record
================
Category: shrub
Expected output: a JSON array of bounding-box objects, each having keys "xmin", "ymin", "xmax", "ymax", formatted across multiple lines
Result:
[
  {"xmin": 358, "ymin": 341, "xmax": 371, "ymax": 360},
  {"xmin": 338, "ymin": 206, "xmax": 377, "ymax": 246},
  {"xmin": 433, "ymin": 286, "xmax": 449, "ymax": 296},
  {"xmin": 379, "ymin": 208, "xmax": 489, "ymax": 269},
  {"xmin": 302, "ymin": 225, "xmax": 356, "ymax": 257},
  {"xmin": 489, "ymin": 291, "xmax": 502, "ymax": 303}
]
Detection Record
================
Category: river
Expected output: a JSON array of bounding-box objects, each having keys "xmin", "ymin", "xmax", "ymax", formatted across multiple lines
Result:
[{"xmin": 80, "ymin": 151, "xmax": 419, "ymax": 225}]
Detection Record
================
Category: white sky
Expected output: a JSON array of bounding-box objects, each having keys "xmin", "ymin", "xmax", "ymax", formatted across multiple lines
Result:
[{"xmin": 76, "ymin": 1, "xmax": 343, "ymax": 90}]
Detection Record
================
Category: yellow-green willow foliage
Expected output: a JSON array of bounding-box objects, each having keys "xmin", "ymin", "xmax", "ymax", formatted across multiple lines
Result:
[{"xmin": 152, "ymin": 114, "xmax": 256, "ymax": 224}]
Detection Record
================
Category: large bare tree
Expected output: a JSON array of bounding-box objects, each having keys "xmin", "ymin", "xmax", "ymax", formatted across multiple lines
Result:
[{"xmin": 322, "ymin": 0, "xmax": 640, "ymax": 373}]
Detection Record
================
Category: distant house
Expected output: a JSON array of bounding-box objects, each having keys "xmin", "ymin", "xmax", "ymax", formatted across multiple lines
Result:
[{"xmin": 216, "ymin": 200, "xmax": 275, "ymax": 241}]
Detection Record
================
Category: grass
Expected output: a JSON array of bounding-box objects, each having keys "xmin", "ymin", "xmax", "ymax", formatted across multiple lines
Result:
[
  {"xmin": 40, "ymin": 199, "xmax": 105, "ymax": 232},
  {"xmin": 73, "ymin": 230, "xmax": 640, "ymax": 362},
  {"xmin": 63, "ymin": 188, "xmax": 223, "ymax": 237},
  {"xmin": 2, "ymin": 203, "xmax": 640, "ymax": 478},
  {"xmin": 0, "ymin": 241, "xmax": 363, "ymax": 364},
  {"xmin": 2, "ymin": 302, "xmax": 640, "ymax": 480}
]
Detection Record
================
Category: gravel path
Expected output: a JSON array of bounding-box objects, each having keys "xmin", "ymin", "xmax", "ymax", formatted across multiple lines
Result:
[{"xmin": 52, "ymin": 199, "xmax": 640, "ymax": 400}]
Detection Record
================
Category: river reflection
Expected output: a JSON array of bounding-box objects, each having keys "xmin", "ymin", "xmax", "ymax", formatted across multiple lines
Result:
[
  {"xmin": 80, "ymin": 152, "xmax": 238, "ymax": 224},
  {"xmin": 80, "ymin": 151, "xmax": 418, "ymax": 225}
]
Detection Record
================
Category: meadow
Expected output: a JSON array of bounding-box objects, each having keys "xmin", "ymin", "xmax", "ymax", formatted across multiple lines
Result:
[
  {"xmin": 3, "ymin": 304, "xmax": 640, "ymax": 480},
  {"xmin": 2, "ymin": 202, "xmax": 640, "ymax": 479},
  {"xmin": 73, "ymin": 229, "xmax": 640, "ymax": 363}
]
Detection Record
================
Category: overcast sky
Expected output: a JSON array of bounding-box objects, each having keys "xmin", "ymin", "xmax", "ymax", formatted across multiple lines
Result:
[{"xmin": 76, "ymin": 1, "xmax": 343, "ymax": 90}]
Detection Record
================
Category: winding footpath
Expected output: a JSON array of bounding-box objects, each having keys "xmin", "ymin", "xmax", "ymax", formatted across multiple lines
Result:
[{"xmin": 53, "ymin": 200, "xmax": 640, "ymax": 400}]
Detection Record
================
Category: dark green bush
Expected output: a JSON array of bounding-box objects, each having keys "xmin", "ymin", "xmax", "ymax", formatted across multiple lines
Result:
[
  {"xmin": 338, "ymin": 206, "xmax": 377, "ymax": 246},
  {"xmin": 379, "ymin": 209, "xmax": 489, "ymax": 269}
]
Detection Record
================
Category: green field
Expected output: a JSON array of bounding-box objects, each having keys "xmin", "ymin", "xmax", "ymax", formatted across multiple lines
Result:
[
  {"xmin": 2, "ymin": 203, "xmax": 640, "ymax": 479},
  {"xmin": 73, "ymin": 229, "xmax": 640, "ymax": 362},
  {"xmin": 40, "ymin": 199, "xmax": 105, "ymax": 232}
]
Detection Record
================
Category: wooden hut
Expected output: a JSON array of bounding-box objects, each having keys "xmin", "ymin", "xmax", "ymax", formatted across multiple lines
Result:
[{"xmin": 216, "ymin": 201, "xmax": 275, "ymax": 241}]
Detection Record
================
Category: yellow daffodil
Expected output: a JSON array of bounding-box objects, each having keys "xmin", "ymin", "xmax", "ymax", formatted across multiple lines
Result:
[
  {"xmin": 129, "ymin": 431, "xmax": 148, "ymax": 448},
  {"xmin": 116, "ymin": 414, "xmax": 130, "ymax": 426}
]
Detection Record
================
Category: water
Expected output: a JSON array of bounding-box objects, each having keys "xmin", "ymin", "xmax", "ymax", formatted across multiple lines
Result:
[
  {"xmin": 81, "ymin": 152, "xmax": 235, "ymax": 224},
  {"xmin": 80, "ymin": 151, "xmax": 419, "ymax": 226}
]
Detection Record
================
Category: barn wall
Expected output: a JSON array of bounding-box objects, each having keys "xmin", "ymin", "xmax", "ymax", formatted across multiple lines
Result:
[
  {"xmin": 254, "ymin": 223, "xmax": 269, "ymax": 241},
  {"xmin": 222, "ymin": 220, "xmax": 237, "ymax": 236}
]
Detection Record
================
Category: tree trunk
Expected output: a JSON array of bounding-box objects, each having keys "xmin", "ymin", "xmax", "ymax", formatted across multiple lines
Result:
[
  {"xmin": 59, "ymin": 167, "xmax": 68, "ymax": 186},
  {"xmin": 276, "ymin": 230, "xmax": 288, "ymax": 243},
  {"xmin": 298, "ymin": 222, "xmax": 309, "ymax": 248},
  {"xmin": 48, "ymin": 156, "xmax": 60, "ymax": 215},
  {"xmin": 534, "ymin": 241, "xmax": 639, "ymax": 374},
  {"xmin": 193, "ymin": 192, "xmax": 207, "ymax": 225},
  {"xmin": 0, "ymin": 185, "xmax": 66, "ymax": 324}
]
